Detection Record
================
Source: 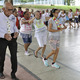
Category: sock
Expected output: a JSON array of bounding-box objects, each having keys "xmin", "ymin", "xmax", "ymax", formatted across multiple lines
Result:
[
  {"xmin": 44, "ymin": 58, "xmax": 47, "ymax": 60},
  {"xmin": 52, "ymin": 62, "xmax": 55, "ymax": 64}
]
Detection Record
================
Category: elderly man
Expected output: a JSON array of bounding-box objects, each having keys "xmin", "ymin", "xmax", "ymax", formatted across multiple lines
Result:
[{"xmin": 0, "ymin": 2, "xmax": 19, "ymax": 80}]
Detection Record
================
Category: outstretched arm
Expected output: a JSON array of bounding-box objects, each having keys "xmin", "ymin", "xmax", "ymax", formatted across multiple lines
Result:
[
  {"xmin": 29, "ymin": 17, "xmax": 35, "ymax": 24},
  {"xmin": 48, "ymin": 23, "xmax": 63, "ymax": 32}
]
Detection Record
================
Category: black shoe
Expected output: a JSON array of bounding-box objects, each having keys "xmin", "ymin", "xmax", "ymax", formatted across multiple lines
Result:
[
  {"xmin": 11, "ymin": 73, "xmax": 19, "ymax": 80},
  {"xmin": 0, "ymin": 73, "xmax": 5, "ymax": 79},
  {"xmin": 12, "ymin": 77, "xmax": 19, "ymax": 80}
]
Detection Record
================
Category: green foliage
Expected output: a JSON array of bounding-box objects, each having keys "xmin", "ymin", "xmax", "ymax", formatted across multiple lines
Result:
[
  {"xmin": 21, "ymin": 0, "xmax": 26, "ymax": 2},
  {"xmin": 64, "ymin": 0, "xmax": 70, "ymax": 5},
  {"xmin": 0, "ymin": 6, "xmax": 2, "ymax": 8},
  {"xmin": 20, "ymin": 0, "xmax": 34, "ymax": 2},
  {"xmin": 16, "ymin": 5, "xmax": 80, "ymax": 12},
  {"xmin": 1, "ymin": 4, "xmax": 80, "ymax": 12},
  {"xmin": 67, "ymin": 0, "xmax": 70, "ymax": 5}
]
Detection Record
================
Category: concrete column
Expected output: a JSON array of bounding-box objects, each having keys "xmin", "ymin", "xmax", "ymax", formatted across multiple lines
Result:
[
  {"xmin": 44, "ymin": 0, "xmax": 45, "ymax": 4},
  {"xmin": 34, "ymin": 0, "xmax": 35, "ymax": 4},
  {"xmin": 40, "ymin": 0, "xmax": 41, "ymax": 4},
  {"xmin": 56, "ymin": 0, "xmax": 58, "ymax": 5},
  {"xmin": 50, "ymin": 0, "xmax": 52, "ymax": 5},
  {"xmin": 48, "ymin": 0, "xmax": 49, "ymax": 4}
]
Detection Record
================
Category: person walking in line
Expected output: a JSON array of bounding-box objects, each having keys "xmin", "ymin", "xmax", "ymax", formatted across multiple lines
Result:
[
  {"xmin": 29, "ymin": 11, "xmax": 47, "ymax": 58},
  {"xmin": 13, "ymin": 8, "xmax": 20, "ymax": 30},
  {"xmin": 42, "ymin": 9, "xmax": 67, "ymax": 68},
  {"xmin": 74, "ymin": 9, "xmax": 79, "ymax": 28},
  {"xmin": 44, "ymin": 9, "xmax": 50, "ymax": 27},
  {"xmin": 59, "ymin": 10, "xmax": 66, "ymax": 25},
  {"xmin": 18, "ymin": 7, "xmax": 23, "ymax": 21},
  {"xmin": 31, "ymin": 9, "xmax": 34, "ymax": 18},
  {"xmin": 41, "ymin": 10, "xmax": 45, "ymax": 23},
  {"xmin": 68, "ymin": 9, "xmax": 73, "ymax": 29},
  {"xmin": 18, "ymin": 7, "xmax": 23, "ymax": 18},
  {"xmin": 78, "ymin": 9, "xmax": 80, "ymax": 28},
  {"xmin": 20, "ymin": 11, "xmax": 32, "ymax": 56},
  {"xmin": 0, "ymin": 2, "xmax": 19, "ymax": 80}
]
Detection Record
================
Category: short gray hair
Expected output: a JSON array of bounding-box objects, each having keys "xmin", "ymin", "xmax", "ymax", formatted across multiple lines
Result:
[
  {"xmin": 3, "ymin": 2, "xmax": 7, "ymax": 8},
  {"xmin": 3, "ymin": 2, "xmax": 11, "ymax": 8}
]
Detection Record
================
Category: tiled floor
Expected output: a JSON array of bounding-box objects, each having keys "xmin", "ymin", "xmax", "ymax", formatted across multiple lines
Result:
[
  {"xmin": 2, "ymin": 56, "xmax": 38, "ymax": 80},
  {"xmin": 5, "ymin": 27, "xmax": 80, "ymax": 80}
]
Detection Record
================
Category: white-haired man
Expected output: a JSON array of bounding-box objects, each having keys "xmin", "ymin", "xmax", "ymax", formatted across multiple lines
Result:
[{"xmin": 0, "ymin": 2, "xmax": 19, "ymax": 80}]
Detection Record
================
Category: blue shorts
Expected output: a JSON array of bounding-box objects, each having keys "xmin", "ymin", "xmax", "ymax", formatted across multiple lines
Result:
[{"xmin": 22, "ymin": 35, "xmax": 32, "ymax": 43}]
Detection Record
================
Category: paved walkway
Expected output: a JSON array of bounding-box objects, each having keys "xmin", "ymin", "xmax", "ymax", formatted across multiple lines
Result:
[
  {"xmin": 5, "ymin": 27, "xmax": 80, "ymax": 80},
  {"xmin": 2, "ymin": 55, "xmax": 39, "ymax": 80}
]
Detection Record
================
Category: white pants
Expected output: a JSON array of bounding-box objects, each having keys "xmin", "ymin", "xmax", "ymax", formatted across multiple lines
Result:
[{"xmin": 36, "ymin": 35, "xmax": 47, "ymax": 47}]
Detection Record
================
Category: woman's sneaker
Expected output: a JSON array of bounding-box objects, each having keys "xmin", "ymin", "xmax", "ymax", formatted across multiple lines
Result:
[
  {"xmin": 51, "ymin": 63, "xmax": 60, "ymax": 69},
  {"xmin": 25, "ymin": 51, "xmax": 30, "ymax": 56},
  {"xmin": 42, "ymin": 58, "xmax": 49, "ymax": 67}
]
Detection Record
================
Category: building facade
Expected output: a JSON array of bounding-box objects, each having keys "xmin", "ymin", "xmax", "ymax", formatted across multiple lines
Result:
[
  {"xmin": 34, "ymin": 0, "xmax": 64, "ymax": 5},
  {"xmin": 0, "ymin": 0, "xmax": 65, "ymax": 5},
  {"xmin": 70, "ymin": 0, "xmax": 80, "ymax": 6}
]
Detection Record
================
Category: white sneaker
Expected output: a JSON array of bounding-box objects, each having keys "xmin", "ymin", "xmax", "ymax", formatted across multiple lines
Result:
[
  {"xmin": 51, "ymin": 63, "xmax": 60, "ymax": 69},
  {"xmin": 42, "ymin": 58, "xmax": 49, "ymax": 67},
  {"xmin": 25, "ymin": 51, "xmax": 30, "ymax": 56}
]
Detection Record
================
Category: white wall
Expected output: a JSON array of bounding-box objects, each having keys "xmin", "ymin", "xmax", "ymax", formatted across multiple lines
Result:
[
  {"xmin": 34, "ymin": 0, "xmax": 64, "ymax": 5},
  {"xmin": 0, "ymin": 0, "xmax": 4, "ymax": 6},
  {"xmin": 75, "ymin": 0, "xmax": 80, "ymax": 6}
]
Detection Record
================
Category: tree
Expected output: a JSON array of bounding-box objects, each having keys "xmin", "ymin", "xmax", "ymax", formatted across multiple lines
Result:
[
  {"xmin": 64, "ymin": 0, "xmax": 70, "ymax": 5},
  {"xmin": 4, "ymin": 0, "xmax": 13, "ymax": 5},
  {"xmin": 67, "ymin": 0, "xmax": 70, "ymax": 5},
  {"xmin": 64, "ymin": 0, "xmax": 67, "ymax": 5},
  {"xmin": 21, "ymin": 0, "xmax": 27, "ymax": 2}
]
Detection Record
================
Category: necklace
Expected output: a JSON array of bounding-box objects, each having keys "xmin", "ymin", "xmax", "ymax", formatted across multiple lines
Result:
[
  {"xmin": 53, "ymin": 17, "xmax": 61, "ymax": 30},
  {"xmin": 7, "ymin": 18, "xmax": 11, "ymax": 34},
  {"xmin": 36, "ymin": 19, "xmax": 44, "ymax": 28}
]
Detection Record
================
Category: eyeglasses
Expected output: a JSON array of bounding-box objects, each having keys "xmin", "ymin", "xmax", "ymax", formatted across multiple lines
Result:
[
  {"xmin": 5, "ymin": 8, "xmax": 13, "ymax": 11},
  {"xmin": 8, "ymin": 9, "xmax": 13, "ymax": 11}
]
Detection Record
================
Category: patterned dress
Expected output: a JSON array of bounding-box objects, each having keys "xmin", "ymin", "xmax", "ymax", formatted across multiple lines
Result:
[{"xmin": 48, "ymin": 18, "xmax": 61, "ymax": 50}]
